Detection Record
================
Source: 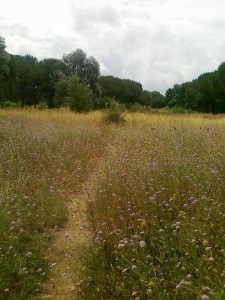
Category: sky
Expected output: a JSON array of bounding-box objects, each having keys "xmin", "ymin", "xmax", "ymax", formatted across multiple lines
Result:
[{"xmin": 1, "ymin": 0, "xmax": 225, "ymax": 94}]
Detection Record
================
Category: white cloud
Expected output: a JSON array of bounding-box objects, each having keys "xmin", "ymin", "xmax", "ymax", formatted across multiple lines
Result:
[{"xmin": 1, "ymin": 0, "xmax": 225, "ymax": 93}]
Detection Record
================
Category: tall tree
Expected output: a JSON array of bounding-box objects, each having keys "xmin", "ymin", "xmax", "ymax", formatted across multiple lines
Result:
[
  {"xmin": 0, "ymin": 35, "xmax": 9, "ymax": 79},
  {"xmin": 99, "ymin": 76, "xmax": 143, "ymax": 106},
  {"xmin": 62, "ymin": 49, "xmax": 100, "ymax": 94},
  {"xmin": 39, "ymin": 58, "xmax": 67, "ymax": 108},
  {"xmin": 7, "ymin": 55, "xmax": 40, "ymax": 107}
]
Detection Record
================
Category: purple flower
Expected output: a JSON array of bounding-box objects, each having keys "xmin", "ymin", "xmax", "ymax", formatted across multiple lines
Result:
[
  {"xmin": 139, "ymin": 240, "xmax": 146, "ymax": 248},
  {"xmin": 118, "ymin": 243, "xmax": 125, "ymax": 249}
]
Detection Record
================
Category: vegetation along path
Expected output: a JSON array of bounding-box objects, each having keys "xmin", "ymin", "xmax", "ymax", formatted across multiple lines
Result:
[{"xmin": 42, "ymin": 151, "xmax": 106, "ymax": 299}]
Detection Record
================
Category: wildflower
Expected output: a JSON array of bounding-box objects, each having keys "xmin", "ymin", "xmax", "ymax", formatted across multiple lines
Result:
[
  {"xmin": 139, "ymin": 240, "xmax": 146, "ymax": 248},
  {"xmin": 122, "ymin": 268, "xmax": 128, "ymax": 273},
  {"xmin": 203, "ymin": 286, "xmax": 211, "ymax": 292},
  {"xmin": 201, "ymin": 295, "xmax": 209, "ymax": 300},
  {"xmin": 37, "ymin": 268, "xmax": 43, "ymax": 273},
  {"xmin": 118, "ymin": 243, "xmax": 125, "ymax": 249},
  {"xmin": 205, "ymin": 247, "xmax": 212, "ymax": 251},
  {"xmin": 132, "ymin": 265, "xmax": 137, "ymax": 270},
  {"xmin": 209, "ymin": 257, "xmax": 214, "ymax": 262},
  {"xmin": 20, "ymin": 228, "xmax": 25, "ymax": 234},
  {"xmin": 146, "ymin": 289, "xmax": 152, "ymax": 295},
  {"xmin": 20, "ymin": 268, "xmax": 29, "ymax": 275},
  {"xmin": 26, "ymin": 252, "xmax": 33, "ymax": 258},
  {"xmin": 51, "ymin": 263, "xmax": 57, "ymax": 267}
]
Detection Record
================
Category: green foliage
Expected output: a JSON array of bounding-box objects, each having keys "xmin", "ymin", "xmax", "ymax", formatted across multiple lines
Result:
[
  {"xmin": 6, "ymin": 54, "xmax": 40, "ymax": 107},
  {"xmin": 36, "ymin": 101, "xmax": 48, "ymax": 110},
  {"xmin": 165, "ymin": 62, "xmax": 225, "ymax": 114},
  {"xmin": 62, "ymin": 49, "xmax": 100, "ymax": 94},
  {"xmin": 0, "ymin": 100, "xmax": 20, "ymax": 108},
  {"xmin": 99, "ymin": 76, "xmax": 166, "ymax": 109},
  {"xmin": 97, "ymin": 96, "xmax": 113, "ymax": 109},
  {"xmin": 53, "ymin": 71, "xmax": 68, "ymax": 107},
  {"xmin": 67, "ymin": 75, "xmax": 93, "ymax": 112},
  {"xmin": 39, "ymin": 58, "xmax": 67, "ymax": 108},
  {"xmin": 1, "ymin": 32, "xmax": 225, "ymax": 113},
  {"xmin": 139, "ymin": 90, "xmax": 166, "ymax": 108},
  {"xmin": 99, "ymin": 76, "xmax": 143, "ymax": 106},
  {"xmin": 0, "ymin": 35, "xmax": 10, "ymax": 79},
  {"xmin": 103, "ymin": 100, "xmax": 126, "ymax": 124}
]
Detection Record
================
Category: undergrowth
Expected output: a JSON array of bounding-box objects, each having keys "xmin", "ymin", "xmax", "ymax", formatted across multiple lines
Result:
[
  {"xmin": 1, "ymin": 109, "xmax": 225, "ymax": 300},
  {"xmin": 0, "ymin": 109, "xmax": 107, "ymax": 299},
  {"xmin": 81, "ymin": 117, "xmax": 225, "ymax": 300}
]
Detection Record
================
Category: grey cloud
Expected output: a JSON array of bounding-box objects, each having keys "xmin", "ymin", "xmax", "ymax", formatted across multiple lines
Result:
[
  {"xmin": 0, "ymin": 22, "xmax": 31, "ymax": 40},
  {"xmin": 72, "ymin": 3, "xmax": 121, "ymax": 32}
]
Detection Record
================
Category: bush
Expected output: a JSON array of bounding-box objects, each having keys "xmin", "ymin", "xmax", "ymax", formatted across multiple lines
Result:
[
  {"xmin": 67, "ymin": 76, "xmax": 93, "ymax": 112},
  {"xmin": 37, "ymin": 101, "xmax": 48, "ymax": 110},
  {"xmin": 103, "ymin": 100, "xmax": 126, "ymax": 124},
  {"xmin": 0, "ymin": 100, "xmax": 20, "ymax": 108}
]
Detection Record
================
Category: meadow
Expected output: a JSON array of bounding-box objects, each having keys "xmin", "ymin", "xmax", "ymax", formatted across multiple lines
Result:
[{"xmin": 0, "ymin": 109, "xmax": 224, "ymax": 299}]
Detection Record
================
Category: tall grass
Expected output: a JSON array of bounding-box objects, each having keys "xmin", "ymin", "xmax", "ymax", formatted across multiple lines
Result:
[
  {"xmin": 1, "ymin": 109, "xmax": 225, "ymax": 299},
  {"xmin": 0, "ymin": 109, "xmax": 106, "ymax": 299},
  {"xmin": 81, "ymin": 115, "xmax": 225, "ymax": 300}
]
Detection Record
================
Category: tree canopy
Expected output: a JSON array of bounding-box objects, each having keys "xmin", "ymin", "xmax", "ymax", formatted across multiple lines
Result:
[
  {"xmin": 165, "ymin": 65, "xmax": 225, "ymax": 114},
  {"xmin": 1, "ymin": 34, "xmax": 225, "ymax": 113},
  {"xmin": 62, "ymin": 49, "xmax": 100, "ymax": 94},
  {"xmin": 0, "ymin": 35, "xmax": 10, "ymax": 79}
]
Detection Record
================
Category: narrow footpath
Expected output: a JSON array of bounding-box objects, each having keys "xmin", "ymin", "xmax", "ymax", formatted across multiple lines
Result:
[{"xmin": 42, "ymin": 162, "xmax": 104, "ymax": 300}]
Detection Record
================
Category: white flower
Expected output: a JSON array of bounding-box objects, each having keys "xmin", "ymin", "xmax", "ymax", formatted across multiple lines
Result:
[
  {"xmin": 139, "ymin": 240, "xmax": 146, "ymax": 248},
  {"xmin": 26, "ymin": 252, "xmax": 33, "ymax": 258}
]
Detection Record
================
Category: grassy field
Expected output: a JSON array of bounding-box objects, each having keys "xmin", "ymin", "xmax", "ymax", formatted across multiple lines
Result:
[{"xmin": 0, "ymin": 109, "xmax": 225, "ymax": 299}]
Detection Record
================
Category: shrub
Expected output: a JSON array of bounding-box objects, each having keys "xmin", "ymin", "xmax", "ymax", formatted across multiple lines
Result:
[
  {"xmin": 0, "ymin": 100, "xmax": 20, "ymax": 108},
  {"xmin": 103, "ymin": 100, "xmax": 126, "ymax": 124},
  {"xmin": 67, "ymin": 76, "xmax": 93, "ymax": 112}
]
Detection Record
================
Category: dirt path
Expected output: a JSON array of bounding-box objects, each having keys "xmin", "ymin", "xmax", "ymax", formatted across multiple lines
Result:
[{"xmin": 42, "ymin": 163, "xmax": 104, "ymax": 300}]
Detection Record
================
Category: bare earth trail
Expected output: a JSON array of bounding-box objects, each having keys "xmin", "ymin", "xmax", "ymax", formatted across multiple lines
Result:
[{"xmin": 42, "ymin": 155, "xmax": 106, "ymax": 300}]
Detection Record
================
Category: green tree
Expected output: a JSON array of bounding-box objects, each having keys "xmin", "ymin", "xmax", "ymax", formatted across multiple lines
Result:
[
  {"xmin": 99, "ymin": 76, "xmax": 143, "ymax": 106},
  {"xmin": 39, "ymin": 58, "xmax": 67, "ymax": 108},
  {"xmin": 197, "ymin": 72, "xmax": 218, "ymax": 114},
  {"xmin": 0, "ymin": 36, "xmax": 10, "ymax": 103},
  {"xmin": 62, "ymin": 49, "xmax": 100, "ymax": 94},
  {"xmin": 6, "ymin": 54, "xmax": 40, "ymax": 107},
  {"xmin": 67, "ymin": 76, "xmax": 93, "ymax": 112},
  {"xmin": 54, "ymin": 72, "xmax": 68, "ymax": 107},
  {"xmin": 0, "ymin": 35, "xmax": 9, "ymax": 79},
  {"xmin": 139, "ymin": 90, "xmax": 165, "ymax": 108}
]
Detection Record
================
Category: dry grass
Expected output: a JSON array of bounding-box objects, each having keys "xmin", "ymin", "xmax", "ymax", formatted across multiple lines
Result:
[
  {"xmin": 0, "ymin": 108, "xmax": 225, "ymax": 300},
  {"xmin": 0, "ymin": 108, "xmax": 106, "ymax": 299}
]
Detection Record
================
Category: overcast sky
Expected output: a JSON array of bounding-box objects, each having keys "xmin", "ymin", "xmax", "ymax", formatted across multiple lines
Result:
[{"xmin": 1, "ymin": 0, "xmax": 225, "ymax": 94}]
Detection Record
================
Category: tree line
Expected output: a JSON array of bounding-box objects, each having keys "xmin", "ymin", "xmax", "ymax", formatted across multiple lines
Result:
[
  {"xmin": 0, "ymin": 35, "xmax": 166, "ymax": 111},
  {"xmin": 1, "ymin": 34, "xmax": 225, "ymax": 113},
  {"xmin": 165, "ymin": 65, "xmax": 225, "ymax": 114}
]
